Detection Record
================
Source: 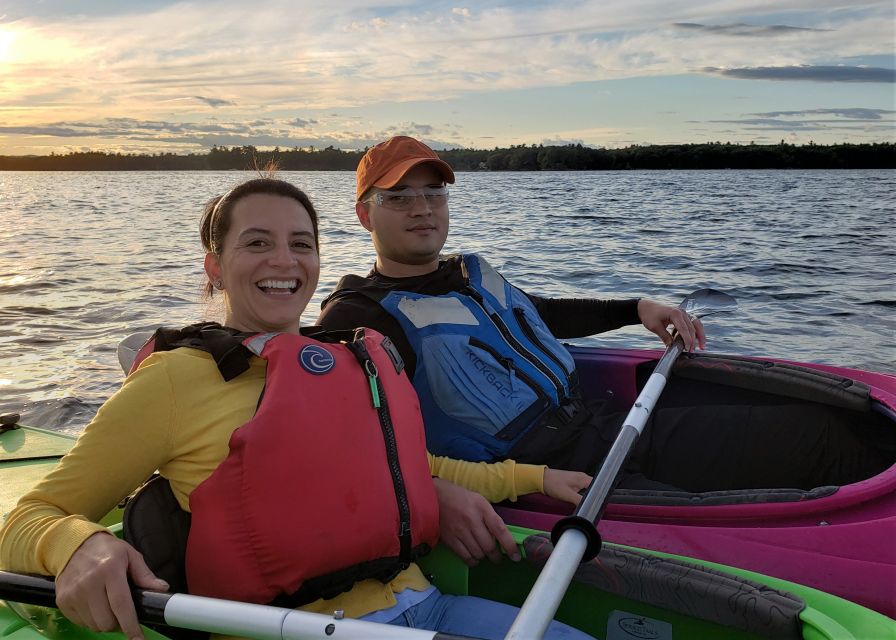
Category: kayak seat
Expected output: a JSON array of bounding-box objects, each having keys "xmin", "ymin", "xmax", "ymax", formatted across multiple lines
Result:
[
  {"xmin": 524, "ymin": 534, "xmax": 806, "ymax": 639},
  {"xmin": 629, "ymin": 354, "xmax": 896, "ymax": 493}
]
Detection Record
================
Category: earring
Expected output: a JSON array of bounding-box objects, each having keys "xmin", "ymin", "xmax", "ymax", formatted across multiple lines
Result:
[{"xmin": 213, "ymin": 280, "xmax": 223, "ymax": 290}]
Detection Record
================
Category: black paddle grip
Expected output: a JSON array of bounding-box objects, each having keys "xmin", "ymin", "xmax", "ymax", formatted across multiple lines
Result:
[
  {"xmin": 550, "ymin": 515, "xmax": 602, "ymax": 562},
  {"xmin": 0, "ymin": 571, "xmax": 58, "ymax": 608}
]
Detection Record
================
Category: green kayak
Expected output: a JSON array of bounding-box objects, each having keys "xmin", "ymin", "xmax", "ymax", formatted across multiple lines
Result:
[
  {"xmin": 1, "ymin": 422, "xmax": 894, "ymax": 639},
  {"xmin": 1, "ymin": 422, "xmax": 74, "ymax": 520}
]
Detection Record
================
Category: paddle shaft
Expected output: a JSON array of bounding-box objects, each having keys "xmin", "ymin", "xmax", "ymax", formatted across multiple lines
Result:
[
  {"xmin": 0, "ymin": 571, "xmax": 471, "ymax": 640},
  {"xmin": 505, "ymin": 338, "xmax": 685, "ymax": 639},
  {"xmin": 577, "ymin": 339, "xmax": 684, "ymax": 522}
]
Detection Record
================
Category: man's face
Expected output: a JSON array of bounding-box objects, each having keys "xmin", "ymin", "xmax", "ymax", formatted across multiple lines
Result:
[{"xmin": 357, "ymin": 163, "xmax": 449, "ymax": 274}]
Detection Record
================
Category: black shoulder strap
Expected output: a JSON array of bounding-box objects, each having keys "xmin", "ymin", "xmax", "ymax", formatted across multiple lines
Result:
[{"xmin": 150, "ymin": 322, "xmax": 253, "ymax": 382}]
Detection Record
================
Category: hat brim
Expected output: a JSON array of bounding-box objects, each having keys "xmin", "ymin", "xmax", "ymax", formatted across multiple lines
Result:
[{"xmin": 371, "ymin": 157, "xmax": 456, "ymax": 192}]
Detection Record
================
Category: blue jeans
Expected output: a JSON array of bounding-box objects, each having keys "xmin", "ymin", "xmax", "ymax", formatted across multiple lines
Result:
[{"xmin": 387, "ymin": 588, "xmax": 595, "ymax": 639}]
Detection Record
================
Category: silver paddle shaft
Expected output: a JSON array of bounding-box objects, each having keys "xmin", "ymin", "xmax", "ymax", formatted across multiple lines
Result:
[
  {"xmin": 577, "ymin": 339, "xmax": 683, "ymax": 521},
  {"xmin": 504, "ymin": 338, "xmax": 684, "ymax": 639}
]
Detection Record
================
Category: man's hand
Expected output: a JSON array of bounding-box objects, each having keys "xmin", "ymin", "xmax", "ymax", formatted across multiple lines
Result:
[
  {"xmin": 432, "ymin": 477, "xmax": 520, "ymax": 566},
  {"xmin": 55, "ymin": 532, "xmax": 169, "ymax": 640},
  {"xmin": 637, "ymin": 299, "xmax": 706, "ymax": 352},
  {"xmin": 543, "ymin": 468, "xmax": 592, "ymax": 505}
]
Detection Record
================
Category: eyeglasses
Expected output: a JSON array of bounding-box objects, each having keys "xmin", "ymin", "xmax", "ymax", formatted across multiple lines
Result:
[{"xmin": 364, "ymin": 186, "xmax": 449, "ymax": 211}]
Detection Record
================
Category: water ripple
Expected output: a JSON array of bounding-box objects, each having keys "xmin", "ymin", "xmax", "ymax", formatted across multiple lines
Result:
[{"xmin": 1, "ymin": 169, "xmax": 893, "ymax": 432}]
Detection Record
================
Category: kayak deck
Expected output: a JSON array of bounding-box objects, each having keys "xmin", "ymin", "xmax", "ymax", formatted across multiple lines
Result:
[
  {"xmin": 1, "ymin": 424, "xmax": 121, "ymax": 526},
  {"xmin": 419, "ymin": 527, "xmax": 896, "ymax": 639},
  {"xmin": 1, "ymin": 425, "xmax": 75, "ymax": 521}
]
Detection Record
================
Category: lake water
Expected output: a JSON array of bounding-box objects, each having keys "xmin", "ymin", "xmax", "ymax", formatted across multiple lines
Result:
[{"xmin": 1, "ymin": 169, "xmax": 893, "ymax": 433}]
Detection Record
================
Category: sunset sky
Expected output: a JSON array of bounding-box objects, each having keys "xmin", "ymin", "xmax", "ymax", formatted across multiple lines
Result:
[{"xmin": 1, "ymin": 1, "xmax": 893, "ymax": 155}]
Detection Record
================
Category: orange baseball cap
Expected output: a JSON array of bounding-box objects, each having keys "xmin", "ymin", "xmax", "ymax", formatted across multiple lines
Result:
[{"xmin": 356, "ymin": 136, "xmax": 455, "ymax": 200}]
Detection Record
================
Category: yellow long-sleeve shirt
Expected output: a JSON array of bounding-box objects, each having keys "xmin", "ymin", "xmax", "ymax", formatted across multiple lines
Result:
[{"xmin": 0, "ymin": 346, "xmax": 545, "ymax": 619}]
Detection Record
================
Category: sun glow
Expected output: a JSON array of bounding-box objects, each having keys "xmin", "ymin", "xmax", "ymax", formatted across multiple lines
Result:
[{"xmin": 0, "ymin": 29, "xmax": 15, "ymax": 61}]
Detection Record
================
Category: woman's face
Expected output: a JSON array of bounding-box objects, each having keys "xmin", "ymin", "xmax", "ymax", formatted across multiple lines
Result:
[{"xmin": 205, "ymin": 193, "xmax": 320, "ymax": 334}]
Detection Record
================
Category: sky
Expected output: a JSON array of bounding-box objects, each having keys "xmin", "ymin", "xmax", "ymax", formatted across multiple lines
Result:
[{"xmin": 0, "ymin": 0, "xmax": 894, "ymax": 155}]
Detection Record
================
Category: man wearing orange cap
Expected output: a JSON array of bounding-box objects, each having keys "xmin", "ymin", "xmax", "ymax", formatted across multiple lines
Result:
[
  {"xmin": 316, "ymin": 136, "xmax": 710, "ymax": 561},
  {"xmin": 320, "ymin": 134, "xmax": 704, "ymax": 463}
]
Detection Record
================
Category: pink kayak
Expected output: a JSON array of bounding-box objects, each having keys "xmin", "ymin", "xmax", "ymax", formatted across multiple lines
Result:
[{"xmin": 497, "ymin": 346, "xmax": 896, "ymax": 618}]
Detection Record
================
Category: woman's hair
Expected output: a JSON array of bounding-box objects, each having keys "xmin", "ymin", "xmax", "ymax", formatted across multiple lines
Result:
[{"xmin": 199, "ymin": 177, "xmax": 320, "ymax": 298}]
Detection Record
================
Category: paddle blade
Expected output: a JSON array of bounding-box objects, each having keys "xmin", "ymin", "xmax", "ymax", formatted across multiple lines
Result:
[{"xmin": 679, "ymin": 288, "xmax": 737, "ymax": 318}]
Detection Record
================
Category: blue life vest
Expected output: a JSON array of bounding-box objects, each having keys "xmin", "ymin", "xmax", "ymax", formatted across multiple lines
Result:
[{"xmin": 378, "ymin": 254, "xmax": 577, "ymax": 461}]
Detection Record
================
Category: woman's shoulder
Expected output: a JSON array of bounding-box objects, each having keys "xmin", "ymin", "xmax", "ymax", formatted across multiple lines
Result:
[
  {"xmin": 137, "ymin": 344, "xmax": 217, "ymax": 366},
  {"xmin": 118, "ymin": 348, "xmax": 263, "ymax": 415},
  {"xmin": 132, "ymin": 346, "xmax": 252, "ymax": 384}
]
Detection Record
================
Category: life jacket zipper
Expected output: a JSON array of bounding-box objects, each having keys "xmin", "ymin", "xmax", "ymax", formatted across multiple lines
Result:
[
  {"xmin": 513, "ymin": 307, "xmax": 575, "ymax": 386},
  {"xmin": 468, "ymin": 337, "xmax": 547, "ymax": 399},
  {"xmin": 469, "ymin": 337, "xmax": 552, "ymax": 440},
  {"xmin": 463, "ymin": 285, "xmax": 568, "ymax": 404},
  {"xmin": 349, "ymin": 333, "xmax": 412, "ymax": 563}
]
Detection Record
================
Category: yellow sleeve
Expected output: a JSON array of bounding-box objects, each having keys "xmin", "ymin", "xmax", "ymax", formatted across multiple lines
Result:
[
  {"xmin": 0, "ymin": 354, "xmax": 179, "ymax": 576},
  {"xmin": 427, "ymin": 452, "xmax": 545, "ymax": 503}
]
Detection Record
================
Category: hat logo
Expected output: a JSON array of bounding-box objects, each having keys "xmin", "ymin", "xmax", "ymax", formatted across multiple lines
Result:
[{"xmin": 299, "ymin": 345, "xmax": 335, "ymax": 375}]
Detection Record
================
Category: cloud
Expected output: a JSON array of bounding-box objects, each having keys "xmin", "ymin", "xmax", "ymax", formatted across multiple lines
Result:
[
  {"xmin": 703, "ymin": 65, "xmax": 896, "ymax": 83},
  {"xmin": 3, "ymin": 1, "xmax": 895, "ymax": 152},
  {"xmin": 540, "ymin": 137, "xmax": 588, "ymax": 146},
  {"xmin": 0, "ymin": 125, "xmax": 87, "ymax": 137},
  {"xmin": 383, "ymin": 122, "xmax": 435, "ymax": 136},
  {"xmin": 708, "ymin": 114, "xmax": 895, "ymax": 132},
  {"xmin": 697, "ymin": 104, "xmax": 895, "ymax": 135},
  {"xmin": 193, "ymin": 96, "xmax": 235, "ymax": 107},
  {"xmin": 288, "ymin": 118, "xmax": 318, "ymax": 128},
  {"xmin": 6, "ymin": 3, "xmax": 892, "ymax": 111},
  {"xmin": 673, "ymin": 22, "xmax": 827, "ymax": 37},
  {"xmin": 0, "ymin": 118, "xmax": 255, "ymax": 138},
  {"xmin": 0, "ymin": 115, "xmax": 460, "ymax": 152},
  {"xmin": 750, "ymin": 108, "xmax": 893, "ymax": 120}
]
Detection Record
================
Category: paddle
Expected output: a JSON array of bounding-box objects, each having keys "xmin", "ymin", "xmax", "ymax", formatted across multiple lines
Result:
[
  {"xmin": 504, "ymin": 288, "xmax": 738, "ymax": 639},
  {"xmin": 0, "ymin": 570, "xmax": 473, "ymax": 640}
]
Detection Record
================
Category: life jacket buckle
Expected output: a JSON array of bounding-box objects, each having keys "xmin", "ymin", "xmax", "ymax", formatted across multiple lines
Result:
[{"xmin": 556, "ymin": 399, "xmax": 579, "ymax": 425}]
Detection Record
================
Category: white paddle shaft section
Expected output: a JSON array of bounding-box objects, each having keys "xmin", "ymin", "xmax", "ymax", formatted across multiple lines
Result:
[
  {"xmin": 504, "ymin": 529, "xmax": 589, "ymax": 639},
  {"xmin": 505, "ymin": 339, "xmax": 686, "ymax": 639},
  {"xmin": 622, "ymin": 372, "xmax": 669, "ymax": 436},
  {"xmin": 164, "ymin": 593, "xmax": 440, "ymax": 640}
]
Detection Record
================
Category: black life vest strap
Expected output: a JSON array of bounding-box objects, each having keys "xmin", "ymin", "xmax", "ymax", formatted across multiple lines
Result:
[
  {"xmin": 269, "ymin": 543, "xmax": 432, "ymax": 608},
  {"xmin": 149, "ymin": 322, "xmax": 253, "ymax": 382},
  {"xmin": 149, "ymin": 323, "xmax": 362, "ymax": 382}
]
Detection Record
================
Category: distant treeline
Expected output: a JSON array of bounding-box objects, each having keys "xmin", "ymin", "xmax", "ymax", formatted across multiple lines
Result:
[{"xmin": 1, "ymin": 142, "xmax": 894, "ymax": 171}]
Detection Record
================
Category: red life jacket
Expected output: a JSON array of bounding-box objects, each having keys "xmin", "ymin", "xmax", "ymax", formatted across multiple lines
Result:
[{"xmin": 133, "ymin": 323, "xmax": 440, "ymax": 606}]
